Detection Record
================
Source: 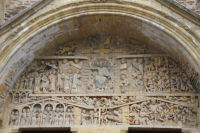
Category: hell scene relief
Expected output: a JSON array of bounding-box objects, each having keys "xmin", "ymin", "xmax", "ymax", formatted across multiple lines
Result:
[{"xmin": 8, "ymin": 35, "xmax": 199, "ymax": 128}]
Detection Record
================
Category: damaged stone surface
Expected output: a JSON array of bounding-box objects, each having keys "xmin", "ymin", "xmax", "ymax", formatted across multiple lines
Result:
[{"xmin": 0, "ymin": 0, "xmax": 199, "ymax": 132}]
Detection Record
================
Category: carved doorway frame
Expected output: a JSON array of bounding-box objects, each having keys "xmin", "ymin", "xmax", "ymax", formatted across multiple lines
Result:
[
  {"xmin": 15, "ymin": 127, "xmax": 73, "ymax": 133},
  {"xmin": 128, "ymin": 127, "xmax": 182, "ymax": 133}
]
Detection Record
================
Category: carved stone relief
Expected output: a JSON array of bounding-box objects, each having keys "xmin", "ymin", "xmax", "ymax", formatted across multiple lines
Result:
[
  {"xmin": 11, "ymin": 55, "xmax": 195, "ymax": 95},
  {"xmin": 8, "ymin": 95, "xmax": 197, "ymax": 127},
  {"xmin": 129, "ymin": 99, "xmax": 196, "ymax": 126},
  {"xmin": 7, "ymin": 35, "xmax": 199, "ymax": 129}
]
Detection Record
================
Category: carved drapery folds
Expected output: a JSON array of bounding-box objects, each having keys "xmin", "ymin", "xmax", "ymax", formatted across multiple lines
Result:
[
  {"xmin": 8, "ymin": 95, "xmax": 197, "ymax": 127},
  {"xmin": 8, "ymin": 36, "xmax": 199, "ymax": 128},
  {"xmin": 8, "ymin": 55, "xmax": 198, "ymax": 128},
  {"xmin": 11, "ymin": 56, "xmax": 195, "ymax": 95}
]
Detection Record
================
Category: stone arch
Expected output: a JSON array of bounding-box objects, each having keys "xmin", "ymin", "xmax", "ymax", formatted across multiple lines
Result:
[
  {"xmin": 0, "ymin": 0, "xmax": 199, "ymax": 92},
  {"xmin": 0, "ymin": 0, "xmax": 200, "ymax": 132}
]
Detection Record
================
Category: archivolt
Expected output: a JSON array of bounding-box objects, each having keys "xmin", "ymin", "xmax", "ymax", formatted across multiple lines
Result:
[{"xmin": 0, "ymin": 0, "xmax": 199, "ymax": 91}]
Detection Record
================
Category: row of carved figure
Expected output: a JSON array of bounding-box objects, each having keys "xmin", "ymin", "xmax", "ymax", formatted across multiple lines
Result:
[
  {"xmin": 9, "ymin": 99, "xmax": 196, "ymax": 126},
  {"xmin": 10, "ymin": 104, "xmax": 74, "ymax": 126},
  {"xmin": 13, "ymin": 57, "xmax": 194, "ymax": 94},
  {"xmin": 129, "ymin": 100, "xmax": 196, "ymax": 125},
  {"xmin": 119, "ymin": 58, "xmax": 193, "ymax": 93},
  {"xmin": 10, "ymin": 107, "xmax": 122, "ymax": 126},
  {"xmin": 15, "ymin": 59, "xmax": 82, "ymax": 93},
  {"xmin": 10, "ymin": 93, "xmax": 196, "ymax": 109},
  {"xmin": 10, "ymin": 94, "xmax": 137, "ymax": 108}
]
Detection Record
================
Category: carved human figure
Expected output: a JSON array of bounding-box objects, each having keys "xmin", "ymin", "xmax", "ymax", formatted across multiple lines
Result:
[
  {"xmin": 43, "ymin": 104, "xmax": 53, "ymax": 125},
  {"xmin": 21, "ymin": 75, "xmax": 29, "ymax": 90},
  {"xmin": 58, "ymin": 60, "xmax": 63, "ymax": 72},
  {"xmin": 64, "ymin": 71, "xmax": 71, "ymax": 93},
  {"xmin": 101, "ymin": 109, "xmax": 122, "ymax": 125},
  {"xmin": 20, "ymin": 93, "xmax": 26, "ymax": 103},
  {"xmin": 31, "ymin": 109, "xmax": 37, "ymax": 125},
  {"xmin": 41, "ymin": 73, "xmax": 49, "ymax": 93},
  {"xmin": 157, "ymin": 73, "xmax": 165, "ymax": 92},
  {"xmin": 100, "ymin": 109, "xmax": 108, "ymax": 125},
  {"xmin": 120, "ymin": 58, "xmax": 127, "ymax": 70},
  {"xmin": 94, "ymin": 60, "xmax": 111, "ymax": 91},
  {"xmin": 131, "ymin": 58, "xmax": 143, "ymax": 74},
  {"xmin": 153, "ymin": 57, "xmax": 160, "ymax": 71},
  {"xmin": 129, "ymin": 104, "xmax": 140, "ymax": 125},
  {"xmin": 24, "ymin": 78, "xmax": 29, "ymax": 90},
  {"xmin": 59, "ymin": 59, "xmax": 69, "ymax": 73},
  {"xmin": 173, "ymin": 107, "xmax": 181, "ymax": 123},
  {"xmin": 54, "ymin": 104, "xmax": 64, "ymax": 125},
  {"xmin": 81, "ymin": 109, "xmax": 89, "ymax": 125},
  {"xmin": 20, "ymin": 108, "xmax": 27, "ymax": 125},
  {"xmin": 182, "ymin": 107, "xmax": 189, "ymax": 124},
  {"xmin": 72, "ymin": 59, "xmax": 82, "ymax": 70},
  {"xmin": 120, "ymin": 74, "xmax": 129, "ymax": 93},
  {"xmin": 26, "ymin": 108, "xmax": 31, "ymax": 125},
  {"xmin": 14, "ymin": 93, "xmax": 19, "ymax": 104},
  {"xmin": 100, "ymin": 97, "xmax": 109, "ymax": 108},
  {"xmin": 49, "ymin": 70, "xmax": 56, "ymax": 93},
  {"xmin": 144, "ymin": 78, "xmax": 154, "ymax": 93},
  {"xmin": 145, "ymin": 58, "xmax": 154, "ymax": 71},
  {"xmin": 112, "ymin": 96, "xmax": 121, "ymax": 106},
  {"xmin": 32, "ymin": 104, "xmax": 42, "ymax": 125},
  {"xmin": 139, "ymin": 103, "xmax": 150, "ymax": 125},
  {"xmin": 88, "ymin": 110, "xmax": 94, "ymax": 124},
  {"xmin": 20, "ymin": 107, "xmax": 31, "ymax": 125},
  {"xmin": 58, "ymin": 107, "xmax": 64, "ymax": 125},
  {"xmin": 93, "ymin": 109, "xmax": 99, "ymax": 125},
  {"xmin": 155, "ymin": 102, "xmax": 166, "ymax": 122},
  {"xmin": 72, "ymin": 71, "xmax": 81, "ymax": 92},
  {"xmin": 57, "ymin": 70, "xmax": 64, "ymax": 92},
  {"xmin": 65, "ymin": 108, "xmax": 74, "ymax": 125},
  {"xmin": 28, "ymin": 74, "xmax": 34, "ymax": 90},
  {"xmin": 10, "ymin": 110, "xmax": 19, "ymax": 126},
  {"xmin": 112, "ymin": 109, "xmax": 122, "ymax": 125},
  {"xmin": 130, "ymin": 59, "xmax": 143, "ymax": 88},
  {"xmin": 54, "ymin": 107, "xmax": 60, "ymax": 125},
  {"xmin": 87, "ymin": 77, "xmax": 95, "ymax": 92},
  {"xmin": 34, "ymin": 72, "xmax": 41, "ymax": 93}
]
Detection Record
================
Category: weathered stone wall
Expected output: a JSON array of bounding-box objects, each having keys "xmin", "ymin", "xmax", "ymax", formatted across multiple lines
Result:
[
  {"xmin": 177, "ymin": 0, "xmax": 200, "ymax": 13},
  {"xmin": 0, "ymin": 0, "xmax": 200, "ymax": 132},
  {"xmin": 5, "ymin": 0, "xmax": 38, "ymax": 21},
  {"xmin": 1, "ymin": 0, "xmax": 200, "ymax": 23},
  {"xmin": 0, "ymin": 0, "xmax": 6, "ymax": 23}
]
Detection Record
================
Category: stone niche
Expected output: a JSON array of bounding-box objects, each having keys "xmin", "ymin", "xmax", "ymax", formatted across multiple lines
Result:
[{"xmin": 6, "ymin": 35, "xmax": 199, "ymax": 132}]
